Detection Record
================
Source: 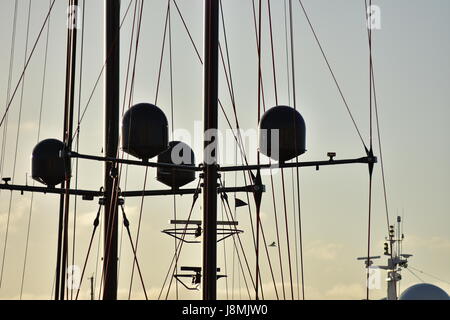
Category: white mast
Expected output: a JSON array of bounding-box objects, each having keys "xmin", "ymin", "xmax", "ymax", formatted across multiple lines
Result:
[{"xmin": 358, "ymin": 216, "xmax": 412, "ymax": 300}]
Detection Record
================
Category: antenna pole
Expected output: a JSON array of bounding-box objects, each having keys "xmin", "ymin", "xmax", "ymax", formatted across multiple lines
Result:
[
  {"xmin": 103, "ymin": 0, "xmax": 120, "ymax": 300},
  {"xmin": 202, "ymin": 0, "xmax": 220, "ymax": 300}
]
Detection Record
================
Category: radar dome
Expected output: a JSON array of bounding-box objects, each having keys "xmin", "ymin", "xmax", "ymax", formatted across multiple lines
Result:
[
  {"xmin": 399, "ymin": 283, "xmax": 449, "ymax": 300},
  {"xmin": 156, "ymin": 141, "xmax": 196, "ymax": 189},
  {"xmin": 122, "ymin": 103, "xmax": 168, "ymax": 160},
  {"xmin": 31, "ymin": 139, "xmax": 69, "ymax": 187},
  {"xmin": 259, "ymin": 105, "xmax": 306, "ymax": 162}
]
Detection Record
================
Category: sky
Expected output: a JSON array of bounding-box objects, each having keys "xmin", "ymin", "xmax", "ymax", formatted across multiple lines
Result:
[{"xmin": 0, "ymin": 0, "xmax": 449, "ymax": 300}]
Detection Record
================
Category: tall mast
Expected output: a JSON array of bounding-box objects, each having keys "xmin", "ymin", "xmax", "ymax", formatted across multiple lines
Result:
[
  {"xmin": 103, "ymin": 0, "xmax": 120, "ymax": 300},
  {"xmin": 202, "ymin": 0, "xmax": 220, "ymax": 300},
  {"xmin": 55, "ymin": 0, "xmax": 78, "ymax": 300}
]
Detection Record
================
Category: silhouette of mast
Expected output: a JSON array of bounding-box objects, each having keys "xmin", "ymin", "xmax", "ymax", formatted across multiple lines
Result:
[
  {"xmin": 202, "ymin": 0, "xmax": 220, "ymax": 300},
  {"xmin": 103, "ymin": 0, "xmax": 120, "ymax": 300}
]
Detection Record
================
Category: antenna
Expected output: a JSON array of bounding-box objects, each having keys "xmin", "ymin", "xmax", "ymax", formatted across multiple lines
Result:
[{"xmin": 357, "ymin": 215, "xmax": 413, "ymax": 300}]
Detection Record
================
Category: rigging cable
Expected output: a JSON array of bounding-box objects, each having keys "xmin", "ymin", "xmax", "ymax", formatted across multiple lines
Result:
[
  {"xmin": 0, "ymin": 0, "xmax": 18, "ymax": 182},
  {"xmin": 99, "ymin": 0, "xmax": 141, "ymax": 300},
  {"xmin": 157, "ymin": 181, "xmax": 202, "ymax": 299},
  {"xmin": 254, "ymin": 0, "xmax": 262, "ymax": 300},
  {"xmin": 120, "ymin": 204, "xmax": 148, "ymax": 299},
  {"xmin": 1, "ymin": 0, "xmax": 32, "ymax": 289},
  {"xmin": 289, "ymin": 0, "xmax": 305, "ymax": 300},
  {"xmin": 75, "ymin": 204, "xmax": 102, "ymax": 300},
  {"xmin": 363, "ymin": 0, "xmax": 391, "ymax": 233},
  {"xmin": 406, "ymin": 268, "xmax": 425, "ymax": 283},
  {"xmin": 296, "ymin": 0, "xmax": 367, "ymax": 150},
  {"xmin": 20, "ymin": 0, "xmax": 52, "ymax": 299},
  {"xmin": 408, "ymin": 266, "xmax": 450, "ymax": 286},
  {"xmin": 0, "ymin": 0, "xmax": 56, "ymax": 130},
  {"xmin": 117, "ymin": 0, "xmax": 139, "ymax": 289},
  {"xmin": 70, "ymin": 0, "xmax": 86, "ymax": 300},
  {"xmin": 167, "ymin": 1, "xmax": 179, "ymax": 300},
  {"xmin": 70, "ymin": 0, "xmax": 135, "ymax": 141}
]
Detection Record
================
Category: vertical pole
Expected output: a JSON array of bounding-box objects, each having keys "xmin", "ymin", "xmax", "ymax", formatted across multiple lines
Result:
[
  {"xmin": 56, "ymin": 0, "xmax": 78, "ymax": 300},
  {"xmin": 202, "ymin": 0, "xmax": 220, "ymax": 301},
  {"xmin": 103, "ymin": 0, "xmax": 120, "ymax": 300},
  {"xmin": 90, "ymin": 276, "xmax": 94, "ymax": 300}
]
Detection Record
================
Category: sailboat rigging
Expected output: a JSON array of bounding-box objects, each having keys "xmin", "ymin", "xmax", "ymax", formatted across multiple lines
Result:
[{"xmin": 4, "ymin": 0, "xmax": 435, "ymax": 301}]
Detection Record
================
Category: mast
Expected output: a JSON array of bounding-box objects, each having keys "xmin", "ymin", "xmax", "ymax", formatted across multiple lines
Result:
[
  {"xmin": 55, "ymin": 0, "xmax": 78, "ymax": 300},
  {"xmin": 202, "ymin": 0, "xmax": 220, "ymax": 300},
  {"xmin": 103, "ymin": 0, "xmax": 120, "ymax": 300}
]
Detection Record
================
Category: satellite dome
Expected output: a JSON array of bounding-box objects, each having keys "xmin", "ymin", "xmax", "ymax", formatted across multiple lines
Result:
[
  {"xmin": 31, "ymin": 139, "xmax": 69, "ymax": 187},
  {"xmin": 399, "ymin": 283, "xmax": 449, "ymax": 300},
  {"xmin": 122, "ymin": 103, "xmax": 168, "ymax": 160},
  {"xmin": 259, "ymin": 105, "xmax": 306, "ymax": 162},
  {"xmin": 156, "ymin": 141, "xmax": 196, "ymax": 189}
]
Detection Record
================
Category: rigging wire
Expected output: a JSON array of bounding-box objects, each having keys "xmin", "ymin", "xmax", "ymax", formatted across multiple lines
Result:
[
  {"xmin": 118, "ymin": 0, "xmax": 139, "ymax": 282},
  {"xmin": 406, "ymin": 267, "xmax": 425, "ymax": 283},
  {"xmin": 20, "ymin": 0, "xmax": 52, "ymax": 299},
  {"xmin": 254, "ymin": 0, "xmax": 262, "ymax": 301},
  {"xmin": 99, "ymin": 0, "xmax": 141, "ymax": 300},
  {"xmin": 1, "ymin": 0, "xmax": 32, "ymax": 289},
  {"xmin": 220, "ymin": 177, "xmax": 229, "ymax": 299},
  {"xmin": 167, "ymin": 1, "xmax": 179, "ymax": 300},
  {"xmin": 363, "ymin": 0, "xmax": 391, "ymax": 234},
  {"xmin": 157, "ymin": 182, "xmax": 203, "ymax": 299},
  {"xmin": 70, "ymin": 0, "xmax": 86, "ymax": 300},
  {"xmin": 0, "ymin": 0, "xmax": 18, "ymax": 182},
  {"xmin": 288, "ymin": 0, "xmax": 305, "ymax": 299},
  {"xmin": 0, "ymin": 0, "xmax": 56, "ymax": 130},
  {"xmin": 120, "ymin": 204, "xmax": 148, "ymax": 299},
  {"xmin": 75, "ymin": 205, "xmax": 102, "ymax": 300},
  {"xmin": 408, "ymin": 266, "xmax": 450, "ymax": 286},
  {"xmin": 70, "ymin": 0, "xmax": 135, "ymax": 141},
  {"xmin": 296, "ymin": 0, "xmax": 367, "ymax": 150}
]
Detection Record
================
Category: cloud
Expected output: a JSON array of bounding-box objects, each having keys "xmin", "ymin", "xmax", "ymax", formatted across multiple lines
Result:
[
  {"xmin": 324, "ymin": 283, "xmax": 365, "ymax": 300},
  {"xmin": 305, "ymin": 240, "xmax": 343, "ymax": 261},
  {"xmin": 406, "ymin": 234, "xmax": 450, "ymax": 251}
]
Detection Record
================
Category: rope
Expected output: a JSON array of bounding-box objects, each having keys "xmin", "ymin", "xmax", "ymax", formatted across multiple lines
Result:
[
  {"xmin": 120, "ymin": 205, "xmax": 148, "ymax": 299},
  {"xmin": 154, "ymin": 0, "xmax": 171, "ymax": 105},
  {"xmin": 21, "ymin": 0, "xmax": 43, "ymax": 298},
  {"xmin": 167, "ymin": 2, "xmax": 179, "ymax": 299},
  {"xmin": 70, "ymin": 0, "xmax": 135, "ymax": 141},
  {"xmin": 297, "ymin": 0, "xmax": 367, "ymax": 150},
  {"xmin": 75, "ymin": 205, "xmax": 102, "ymax": 300},
  {"xmin": 157, "ymin": 181, "xmax": 201, "ymax": 299},
  {"xmin": 0, "ymin": 0, "xmax": 56, "ymax": 130},
  {"xmin": 254, "ymin": 0, "xmax": 262, "ymax": 300},
  {"xmin": 70, "ymin": 0, "xmax": 86, "ymax": 300},
  {"xmin": 220, "ymin": 186, "xmax": 229, "ymax": 299},
  {"xmin": 0, "ymin": 0, "xmax": 18, "ymax": 181},
  {"xmin": 100, "ymin": 0, "xmax": 142, "ymax": 299},
  {"xmin": 363, "ymin": 0, "xmax": 391, "ymax": 234},
  {"xmin": 1, "ymin": 0, "xmax": 32, "ymax": 289},
  {"xmin": 409, "ymin": 266, "xmax": 450, "ymax": 286},
  {"xmin": 406, "ymin": 268, "xmax": 424, "ymax": 283},
  {"xmin": 118, "ymin": 0, "xmax": 139, "ymax": 286}
]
